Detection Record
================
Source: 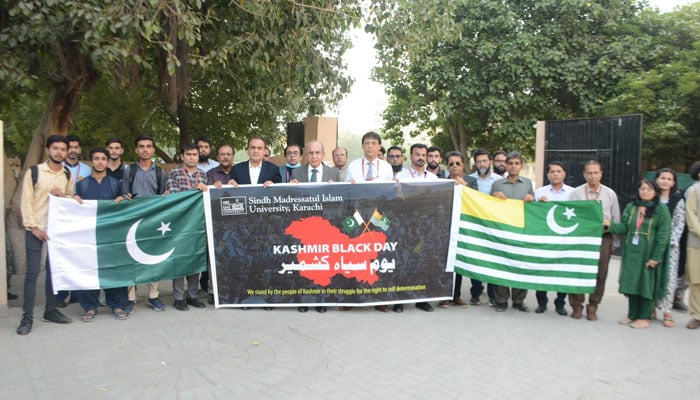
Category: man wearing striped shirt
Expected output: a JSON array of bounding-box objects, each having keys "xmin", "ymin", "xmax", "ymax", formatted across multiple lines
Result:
[{"xmin": 166, "ymin": 143, "xmax": 208, "ymax": 311}]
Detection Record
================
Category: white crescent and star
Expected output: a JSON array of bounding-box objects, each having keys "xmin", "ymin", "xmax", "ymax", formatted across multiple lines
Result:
[
  {"xmin": 546, "ymin": 205, "xmax": 579, "ymax": 235},
  {"xmin": 126, "ymin": 219, "xmax": 175, "ymax": 265}
]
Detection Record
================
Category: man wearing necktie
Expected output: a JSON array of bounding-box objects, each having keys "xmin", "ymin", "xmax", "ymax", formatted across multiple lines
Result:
[
  {"xmin": 291, "ymin": 141, "xmax": 340, "ymax": 313},
  {"xmin": 345, "ymin": 131, "xmax": 394, "ymax": 183}
]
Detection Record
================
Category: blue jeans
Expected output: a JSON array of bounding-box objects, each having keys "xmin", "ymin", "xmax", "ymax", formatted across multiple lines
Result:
[
  {"xmin": 470, "ymin": 279, "xmax": 496, "ymax": 300},
  {"xmin": 22, "ymin": 231, "xmax": 58, "ymax": 320}
]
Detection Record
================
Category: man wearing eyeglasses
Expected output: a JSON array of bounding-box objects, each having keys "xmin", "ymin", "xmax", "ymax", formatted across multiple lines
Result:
[
  {"xmin": 345, "ymin": 132, "xmax": 394, "ymax": 183},
  {"xmin": 568, "ymin": 160, "xmax": 620, "ymax": 321},
  {"xmin": 280, "ymin": 144, "xmax": 303, "ymax": 183},
  {"xmin": 344, "ymin": 132, "xmax": 394, "ymax": 311},
  {"xmin": 386, "ymin": 146, "xmax": 406, "ymax": 177},
  {"xmin": 439, "ymin": 151, "xmax": 478, "ymax": 309}
]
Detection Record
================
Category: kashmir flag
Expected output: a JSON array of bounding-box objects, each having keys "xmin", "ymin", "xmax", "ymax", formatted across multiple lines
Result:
[
  {"xmin": 446, "ymin": 187, "xmax": 603, "ymax": 293},
  {"xmin": 47, "ymin": 190, "xmax": 207, "ymax": 292},
  {"xmin": 369, "ymin": 209, "xmax": 391, "ymax": 231}
]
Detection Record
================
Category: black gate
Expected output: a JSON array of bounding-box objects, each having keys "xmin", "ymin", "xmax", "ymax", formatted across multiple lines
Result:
[
  {"xmin": 543, "ymin": 114, "xmax": 643, "ymax": 209},
  {"xmin": 286, "ymin": 122, "xmax": 304, "ymax": 148}
]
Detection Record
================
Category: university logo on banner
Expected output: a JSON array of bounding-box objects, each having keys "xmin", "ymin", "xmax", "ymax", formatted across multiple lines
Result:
[
  {"xmin": 447, "ymin": 187, "xmax": 603, "ymax": 293},
  {"xmin": 205, "ymin": 182, "xmax": 455, "ymax": 307}
]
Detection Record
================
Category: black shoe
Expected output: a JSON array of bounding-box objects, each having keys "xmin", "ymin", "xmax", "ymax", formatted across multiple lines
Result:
[
  {"xmin": 7, "ymin": 292, "xmax": 18, "ymax": 300},
  {"xmin": 535, "ymin": 305, "xmax": 547, "ymax": 314},
  {"xmin": 495, "ymin": 303, "xmax": 507, "ymax": 312},
  {"xmin": 416, "ymin": 302, "xmax": 433, "ymax": 312},
  {"xmin": 208, "ymin": 293, "xmax": 214, "ymax": 305},
  {"xmin": 16, "ymin": 318, "xmax": 32, "ymax": 335},
  {"xmin": 264, "ymin": 307, "xmax": 273, "ymax": 311},
  {"xmin": 469, "ymin": 297, "xmax": 481, "ymax": 305},
  {"xmin": 555, "ymin": 306, "xmax": 568, "ymax": 316},
  {"xmin": 42, "ymin": 309, "xmax": 72, "ymax": 324},
  {"xmin": 316, "ymin": 307, "xmax": 327, "ymax": 313},
  {"xmin": 513, "ymin": 303, "xmax": 529, "ymax": 312},
  {"xmin": 673, "ymin": 300, "xmax": 689, "ymax": 312},
  {"xmin": 186, "ymin": 298, "xmax": 206, "ymax": 308},
  {"xmin": 173, "ymin": 300, "xmax": 189, "ymax": 311},
  {"xmin": 393, "ymin": 304, "xmax": 403, "ymax": 313},
  {"xmin": 298, "ymin": 306, "xmax": 309, "ymax": 313},
  {"xmin": 55, "ymin": 299, "xmax": 67, "ymax": 308}
]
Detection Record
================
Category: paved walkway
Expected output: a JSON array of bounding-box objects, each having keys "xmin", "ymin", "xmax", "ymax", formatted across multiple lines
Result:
[{"xmin": 2, "ymin": 257, "xmax": 700, "ymax": 399}]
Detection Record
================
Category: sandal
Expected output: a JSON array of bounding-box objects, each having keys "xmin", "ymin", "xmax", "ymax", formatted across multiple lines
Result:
[
  {"xmin": 663, "ymin": 313, "xmax": 675, "ymax": 328},
  {"xmin": 113, "ymin": 308, "xmax": 128, "ymax": 320},
  {"xmin": 81, "ymin": 309, "xmax": 97, "ymax": 322}
]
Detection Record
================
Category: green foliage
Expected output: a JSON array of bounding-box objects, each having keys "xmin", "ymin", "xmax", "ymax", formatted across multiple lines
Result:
[
  {"xmin": 596, "ymin": 3, "xmax": 700, "ymax": 170},
  {"xmin": 0, "ymin": 0, "xmax": 362, "ymax": 160},
  {"xmin": 369, "ymin": 0, "xmax": 649, "ymax": 157}
]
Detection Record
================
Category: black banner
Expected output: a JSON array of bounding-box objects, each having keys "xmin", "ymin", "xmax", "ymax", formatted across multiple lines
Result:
[{"xmin": 204, "ymin": 181, "xmax": 455, "ymax": 308}]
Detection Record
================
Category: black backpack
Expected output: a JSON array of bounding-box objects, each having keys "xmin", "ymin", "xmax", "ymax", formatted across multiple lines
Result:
[
  {"xmin": 127, "ymin": 163, "xmax": 164, "ymax": 195},
  {"xmin": 30, "ymin": 165, "xmax": 71, "ymax": 187}
]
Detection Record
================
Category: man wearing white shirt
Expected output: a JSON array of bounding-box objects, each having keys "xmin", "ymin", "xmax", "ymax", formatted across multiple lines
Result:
[
  {"xmin": 533, "ymin": 161, "xmax": 575, "ymax": 316},
  {"xmin": 230, "ymin": 136, "xmax": 281, "ymax": 187},
  {"xmin": 393, "ymin": 143, "xmax": 437, "ymax": 313},
  {"xmin": 394, "ymin": 143, "xmax": 438, "ymax": 182},
  {"xmin": 345, "ymin": 131, "xmax": 394, "ymax": 182},
  {"xmin": 196, "ymin": 136, "xmax": 219, "ymax": 173},
  {"xmin": 344, "ymin": 132, "xmax": 393, "ymax": 312}
]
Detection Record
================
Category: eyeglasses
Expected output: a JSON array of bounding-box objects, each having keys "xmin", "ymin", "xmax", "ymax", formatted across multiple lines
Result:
[
  {"xmin": 448, "ymin": 162, "xmax": 462, "ymax": 167},
  {"xmin": 285, "ymin": 151, "xmax": 300, "ymax": 156},
  {"xmin": 387, "ymin": 155, "xmax": 402, "ymax": 159}
]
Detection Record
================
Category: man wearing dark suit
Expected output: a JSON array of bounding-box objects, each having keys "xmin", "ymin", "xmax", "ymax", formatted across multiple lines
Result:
[
  {"xmin": 291, "ymin": 141, "xmax": 338, "ymax": 314},
  {"xmin": 230, "ymin": 136, "xmax": 282, "ymax": 187}
]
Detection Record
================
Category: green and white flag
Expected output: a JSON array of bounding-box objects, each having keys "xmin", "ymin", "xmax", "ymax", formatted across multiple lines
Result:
[
  {"xmin": 446, "ymin": 187, "xmax": 604, "ymax": 294},
  {"xmin": 47, "ymin": 191, "xmax": 207, "ymax": 291}
]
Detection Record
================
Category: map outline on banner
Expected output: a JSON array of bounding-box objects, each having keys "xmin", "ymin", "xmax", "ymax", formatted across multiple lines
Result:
[{"xmin": 203, "ymin": 181, "xmax": 456, "ymax": 308}]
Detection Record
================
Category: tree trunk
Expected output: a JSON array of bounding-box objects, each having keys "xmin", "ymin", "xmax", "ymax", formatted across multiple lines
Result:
[{"xmin": 178, "ymin": 98, "xmax": 189, "ymax": 147}]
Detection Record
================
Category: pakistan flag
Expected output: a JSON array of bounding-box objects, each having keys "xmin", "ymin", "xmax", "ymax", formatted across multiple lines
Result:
[{"xmin": 47, "ymin": 191, "xmax": 207, "ymax": 291}]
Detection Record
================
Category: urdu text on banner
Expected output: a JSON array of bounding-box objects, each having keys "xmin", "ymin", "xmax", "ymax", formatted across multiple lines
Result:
[{"xmin": 204, "ymin": 181, "xmax": 455, "ymax": 308}]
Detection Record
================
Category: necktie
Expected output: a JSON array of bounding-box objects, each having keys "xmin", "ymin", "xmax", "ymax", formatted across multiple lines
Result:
[
  {"xmin": 366, "ymin": 161, "xmax": 373, "ymax": 180},
  {"xmin": 310, "ymin": 168, "xmax": 318, "ymax": 182}
]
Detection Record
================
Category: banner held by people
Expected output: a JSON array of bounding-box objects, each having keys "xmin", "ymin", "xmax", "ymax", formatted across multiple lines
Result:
[
  {"xmin": 447, "ymin": 187, "xmax": 603, "ymax": 293},
  {"xmin": 47, "ymin": 191, "xmax": 207, "ymax": 291},
  {"xmin": 204, "ymin": 181, "xmax": 455, "ymax": 308}
]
